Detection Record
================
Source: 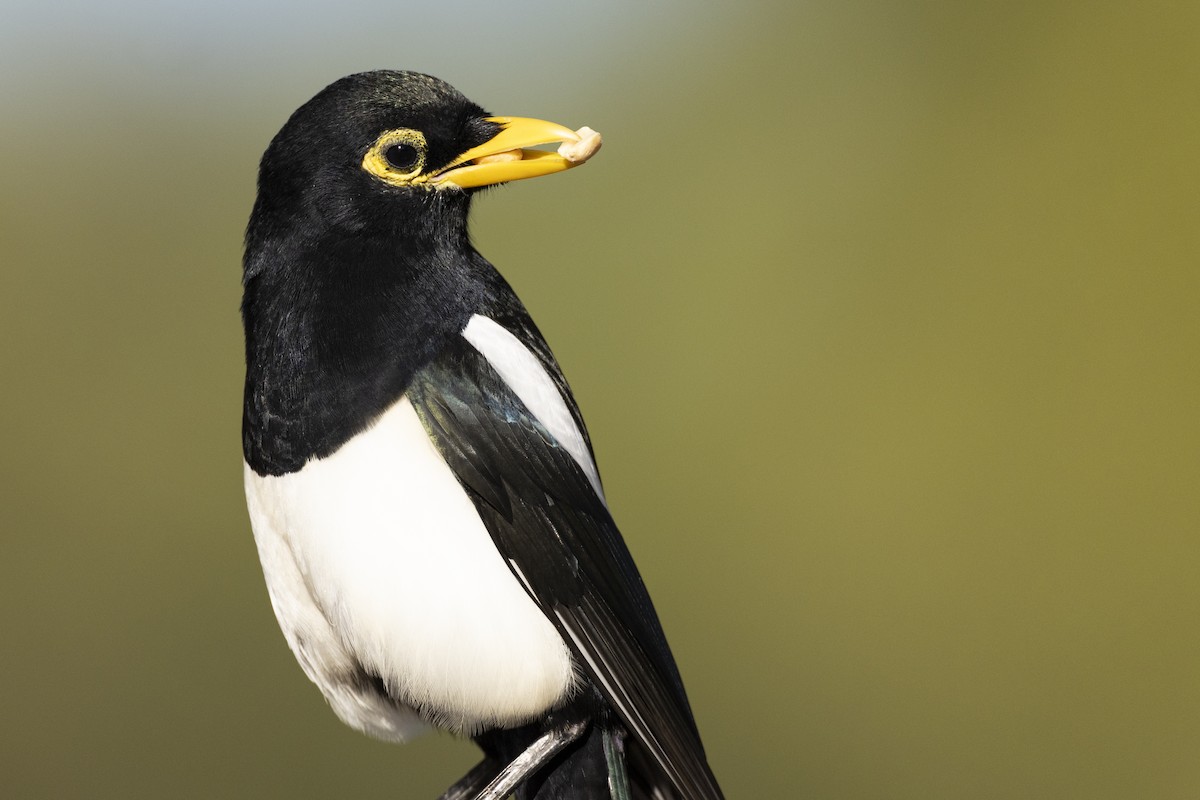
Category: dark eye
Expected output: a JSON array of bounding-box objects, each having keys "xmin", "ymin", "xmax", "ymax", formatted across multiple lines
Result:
[
  {"xmin": 362, "ymin": 129, "xmax": 428, "ymax": 185},
  {"xmin": 384, "ymin": 143, "xmax": 420, "ymax": 172}
]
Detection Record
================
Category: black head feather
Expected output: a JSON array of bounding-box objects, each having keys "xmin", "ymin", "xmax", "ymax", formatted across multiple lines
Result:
[
  {"xmin": 246, "ymin": 71, "xmax": 500, "ymax": 268},
  {"xmin": 241, "ymin": 71, "xmax": 504, "ymax": 474}
]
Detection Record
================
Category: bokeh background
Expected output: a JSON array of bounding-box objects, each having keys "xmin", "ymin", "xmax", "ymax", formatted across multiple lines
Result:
[{"xmin": 2, "ymin": 1, "xmax": 1197, "ymax": 797}]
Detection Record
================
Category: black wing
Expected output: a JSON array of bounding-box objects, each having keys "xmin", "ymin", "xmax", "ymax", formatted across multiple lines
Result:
[{"xmin": 407, "ymin": 331, "xmax": 723, "ymax": 800}]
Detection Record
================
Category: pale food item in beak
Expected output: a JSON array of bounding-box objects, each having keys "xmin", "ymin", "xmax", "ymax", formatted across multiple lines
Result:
[
  {"xmin": 473, "ymin": 150, "xmax": 524, "ymax": 165},
  {"xmin": 557, "ymin": 127, "xmax": 602, "ymax": 164},
  {"xmin": 470, "ymin": 127, "xmax": 602, "ymax": 167}
]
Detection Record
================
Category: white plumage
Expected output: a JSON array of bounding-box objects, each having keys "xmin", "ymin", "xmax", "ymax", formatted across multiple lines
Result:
[
  {"xmin": 244, "ymin": 315, "xmax": 601, "ymax": 740},
  {"xmin": 462, "ymin": 314, "xmax": 605, "ymax": 504}
]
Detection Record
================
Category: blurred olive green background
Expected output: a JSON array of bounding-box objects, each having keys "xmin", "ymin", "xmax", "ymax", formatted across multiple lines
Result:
[{"xmin": 2, "ymin": 1, "xmax": 1197, "ymax": 797}]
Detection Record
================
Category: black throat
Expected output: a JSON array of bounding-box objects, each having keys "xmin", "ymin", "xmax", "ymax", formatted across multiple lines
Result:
[{"xmin": 241, "ymin": 194, "xmax": 486, "ymax": 476}]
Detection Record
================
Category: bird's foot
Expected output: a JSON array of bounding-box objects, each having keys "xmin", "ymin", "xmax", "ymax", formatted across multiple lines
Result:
[
  {"xmin": 469, "ymin": 719, "xmax": 589, "ymax": 800},
  {"xmin": 438, "ymin": 756, "xmax": 501, "ymax": 800}
]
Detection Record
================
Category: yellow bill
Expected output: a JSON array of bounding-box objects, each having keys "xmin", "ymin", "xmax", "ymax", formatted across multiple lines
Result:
[{"xmin": 432, "ymin": 117, "xmax": 602, "ymax": 189}]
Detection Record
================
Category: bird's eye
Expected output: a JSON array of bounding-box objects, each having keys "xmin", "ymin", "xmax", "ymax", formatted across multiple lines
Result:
[
  {"xmin": 384, "ymin": 144, "xmax": 420, "ymax": 171},
  {"xmin": 362, "ymin": 128, "xmax": 428, "ymax": 185}
]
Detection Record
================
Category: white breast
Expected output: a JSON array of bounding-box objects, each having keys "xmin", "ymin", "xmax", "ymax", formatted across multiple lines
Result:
[{"xmin": 244, "ymin": 395, "xmax": 577, "ymax": 740}]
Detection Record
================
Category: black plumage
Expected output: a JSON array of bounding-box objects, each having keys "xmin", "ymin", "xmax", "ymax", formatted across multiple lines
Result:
[{"xmin": 241, "ymin": 70, "xmax": 723, "ymax": 800}]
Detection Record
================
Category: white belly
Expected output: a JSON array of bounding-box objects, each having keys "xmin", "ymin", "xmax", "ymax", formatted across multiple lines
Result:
[{"xmin": 244, "ymin": 396, "xmax": 576, "ymax": 740}]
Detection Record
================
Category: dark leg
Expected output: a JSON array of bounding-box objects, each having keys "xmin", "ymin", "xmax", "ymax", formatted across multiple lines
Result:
[
  {"xmin": 601, "ymin": 724, "xmax": 631, "ymax": 800},
  {"xmin": 438, "ymin": 756, "xmax": 501, "ymax": 800},
  {"xmin": 471, "ymin": 720, "xmax": 589, "ymax": 800}
]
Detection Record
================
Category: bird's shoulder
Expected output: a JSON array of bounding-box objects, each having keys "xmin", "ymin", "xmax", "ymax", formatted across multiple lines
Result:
[{"xmin": 409, "ymin": 316, "xmax": 722, "ymax": 799}]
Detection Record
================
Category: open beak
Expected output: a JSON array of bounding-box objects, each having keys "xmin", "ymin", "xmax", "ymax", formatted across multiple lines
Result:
[{"xmin": 431, "ymin": 117, "xmax": 602, "ymax": 189}]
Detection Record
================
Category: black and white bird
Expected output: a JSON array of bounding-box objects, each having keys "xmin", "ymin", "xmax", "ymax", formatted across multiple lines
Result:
[{"xmin": 241, "ymin": 70, "xmax": 723, "ymax": 800}]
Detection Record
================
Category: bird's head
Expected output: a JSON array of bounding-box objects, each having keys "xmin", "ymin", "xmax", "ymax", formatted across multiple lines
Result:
[{"xmin": 248, "ymin": 70, "xmax": 599, "ymax": 243}]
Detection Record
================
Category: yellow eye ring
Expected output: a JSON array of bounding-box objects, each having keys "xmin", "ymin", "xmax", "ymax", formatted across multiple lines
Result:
[{"xmin": 362, "ymin": 129, "xmax": 428, "ymax": 186}]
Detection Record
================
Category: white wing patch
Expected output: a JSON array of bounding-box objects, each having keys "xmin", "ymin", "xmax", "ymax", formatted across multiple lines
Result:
[{"xmin": 462, "ymin": 314, "xmax": 606, "ymax": 504}]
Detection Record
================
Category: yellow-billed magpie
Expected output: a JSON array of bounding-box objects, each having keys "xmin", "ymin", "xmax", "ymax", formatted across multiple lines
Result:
[{"xmin": 241, "ymin": 70, "xmax": 723, "ymax": 800}]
